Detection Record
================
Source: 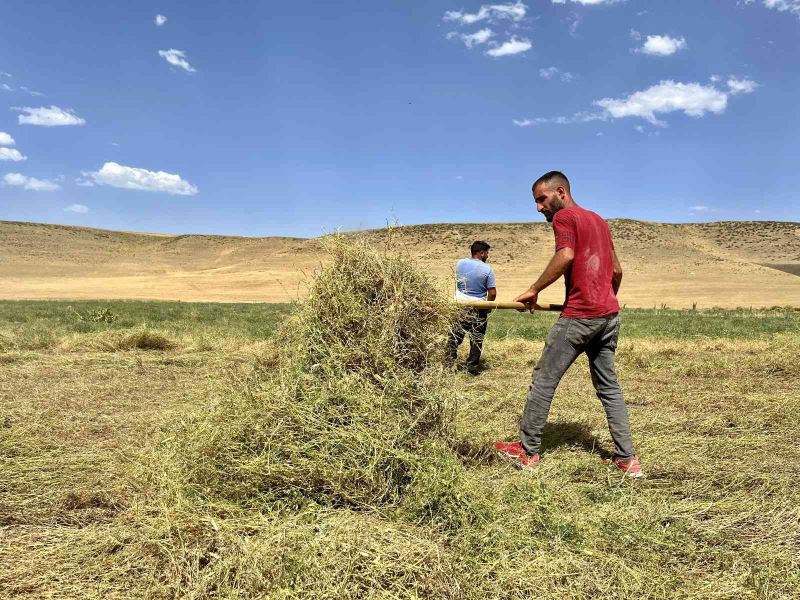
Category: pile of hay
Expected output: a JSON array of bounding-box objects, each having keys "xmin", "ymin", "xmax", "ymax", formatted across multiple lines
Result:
[
  {"xmin": 157, "ymin": 237, "xmax": 474, "ymax": 514},
  {"xmin": 123, "ymin": 238, "xmax": 491, "ymax": 596}
]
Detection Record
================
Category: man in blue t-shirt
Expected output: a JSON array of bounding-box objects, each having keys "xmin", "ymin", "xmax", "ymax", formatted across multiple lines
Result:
[{"xmin": 447, "ymin": 240, "xmax": 497, "ymax": 375}]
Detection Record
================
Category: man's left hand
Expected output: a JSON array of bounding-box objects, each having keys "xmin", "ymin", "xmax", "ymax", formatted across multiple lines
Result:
[{"xmin": 514, "ymin": 288, "xmax": 539, "ymax": 313}]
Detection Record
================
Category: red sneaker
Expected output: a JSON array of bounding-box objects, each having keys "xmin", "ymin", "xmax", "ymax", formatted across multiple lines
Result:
[
  {"xmin": 605, "ymin": 455, "xmax": 644, "ymax": 478},
  {"xmin": 494, "ymin": 440, "xmax": 540, "ymax": 470}
]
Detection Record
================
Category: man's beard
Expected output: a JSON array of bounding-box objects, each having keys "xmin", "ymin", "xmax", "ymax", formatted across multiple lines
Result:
[{"xmin": 543, "ymin": 198, "xmax": 564, "ymax": 222}]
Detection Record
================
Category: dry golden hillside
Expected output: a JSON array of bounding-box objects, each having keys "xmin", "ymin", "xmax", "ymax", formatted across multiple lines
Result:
[{"xmin": 1, "ymin": 219, "xmax": 798, "ymax": 308}]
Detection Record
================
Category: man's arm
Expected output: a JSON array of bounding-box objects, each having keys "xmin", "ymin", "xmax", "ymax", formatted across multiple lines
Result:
[
  {"xmin": 611, "ymin": 247, "xmax": 623, "ymax": 295},
  {"xmin": 487, "ymin": 287, "xmax": 497, "ymax": 301},
  {"xmin": 514, "ymin": 247, "xmax": 574, "ymax": 312}
]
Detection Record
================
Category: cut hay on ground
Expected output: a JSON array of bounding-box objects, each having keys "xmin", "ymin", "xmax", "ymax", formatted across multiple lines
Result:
[{"xmin": 2, "ymin": 240, "xmax": 799, "ymax": 598}]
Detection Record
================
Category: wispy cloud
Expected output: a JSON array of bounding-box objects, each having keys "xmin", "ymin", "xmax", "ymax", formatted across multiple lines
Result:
[
  {"xmin": 158, "ymin": 49, "xmax": 196, "ymax": 72},
  {"xmin": 13, "ymin": 105, "xmax": 86, "ymax": 126},
  {"xmin": 486, "ymin": 36, "xmax": 531, "ymax": 56},
  {"xmin": 514, "ymin": 79, "xmax": 758, "ymax": 128},
  {"xmin": 727, "ymin": 78, "xmax": 758, "ymax": 95},
  {"xmin": 0, "ymin": 148, "xmax": 27, "ymax": 162},
  {"xmin": 689, "ymin": 205, "xmax": 709, "ymax": 212},
  {"xmin": 513, "ymin": 111, "xmax": 604, "ymax": 127},
  {"xmin": 3, "ymin": 172, "xmax": 60, "ymax": 191},
  {"xmin": 539, "ymin": 66, "xmax": 575, "ymax": 82},
  {"xmin": 20, "ymin": 86, "xmax": 44, "ymax": 97},
  {"xmin": 637, "ymin": 34, "xmax": 687, "ymax": 56},
  {"xmin": 82, "ymin": 162, "xmax": 198, "ymax": 196},
  {"xmin": 447, "ymin": 28, "xmax": 494, "ymax": 47},
  {"xmin": 744, "ymin": 0, "xmax": 800, "ymax": 17},
  {"xmin": 1, "ymin": 83, "xmax": 12, "ymax": 92},
  {"xmin": 155, "ymin": 14, "xmax": 167, "ymax": 26},
  {"xmin": 65, "ymin": 204, "xmax": 89, "ymax": 213},
  {"xmin": 0, "ymin": 132, "xmax": 14, "ymax": 146},
  {"xmin": 0, "ymin": 72, "xmax": 11, "ymax": 78},
  {"xmin": 444, "ymin": 1, "xmax": 527, "ymax": 25},
  {"xmin": 552, "ymin": 0, "xmax": 624, "ymax": 5}
]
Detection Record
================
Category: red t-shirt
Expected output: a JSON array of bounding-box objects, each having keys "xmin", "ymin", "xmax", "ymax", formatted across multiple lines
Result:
[{"xmin": 552, "ymin": 205, "xmax": 620, "ymax": 318}]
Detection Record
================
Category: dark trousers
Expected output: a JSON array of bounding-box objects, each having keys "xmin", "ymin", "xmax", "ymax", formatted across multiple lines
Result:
[
  {"xmin": 520, "ymin": 314, "xmax": 636, "ymax": 458},
  {"xmin": 448, "ymin": 308, "xmax": 489, "ymax": 373}
]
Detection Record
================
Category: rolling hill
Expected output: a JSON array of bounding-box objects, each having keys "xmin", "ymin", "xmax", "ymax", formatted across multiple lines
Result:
[{"xmin": 1, "ymin": 219, "xmax": 798, "ymax": 308}]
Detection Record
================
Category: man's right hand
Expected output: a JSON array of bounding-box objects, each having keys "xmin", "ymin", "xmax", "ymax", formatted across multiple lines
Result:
[{"xmin": 514, "ymin": 288, "xmax": 539, "ymax": 313}]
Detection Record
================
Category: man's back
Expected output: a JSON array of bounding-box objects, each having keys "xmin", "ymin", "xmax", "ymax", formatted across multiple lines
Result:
[
  {"xmin": 455, "ymin": 258, "xmax": 495, "ymax": 300},
  {"xmin": 552, "ymin": 205, "xmax": 619, "ymax": 318}
]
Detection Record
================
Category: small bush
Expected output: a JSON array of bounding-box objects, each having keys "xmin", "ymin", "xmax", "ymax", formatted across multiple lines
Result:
[
  {"xmin": 119, "ymin": 330, "xmax": 176, "ymax": 351},
  {"xmin": 59, "ymin": 329, "xmax": 177, "ymax": 352}
]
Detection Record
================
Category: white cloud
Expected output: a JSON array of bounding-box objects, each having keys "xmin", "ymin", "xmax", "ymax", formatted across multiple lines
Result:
[
  {"xmin": 0, "ymin": 72, "xmax": 11, "ymax": 78},
  {"xmin": 13, "ymin": 105, "xmax": 86, "ymax": 126},
  {"xmin": 594, "ymin": 80, "xmax": 728, "ymax": 126},
  {"xmin": 83, "ymin": 162, "xmax": 198, "ymax": 196},
  {"xmin": 689, "ymin": 205, "xmax": 709, "ymax": 212},
  {"xmin": 155, "ymin": 14, "xmax": 167, "ymax": 26},
  {"xmin": 447, "ymin": 28, "xmax": 494, "ymax": 47},
  {"xmin": 486, "ymin": 36, "xmax": 531, "ymax": 56},
  {"xmin": 638, "ymin": 34, "xmax": 687, "ymax": 56},
  {"xmin": 0, "ymin": 132, "xmax": 14, "ymax": 146},
  {"xmin": 517, "ymin": 78, "xmax": 758, "ymax": 128},
  {"xmin": 629, "ymin": 28, "xmax": 642, "ymax": 41},
  {"xmin": 1, "ymin": 83, "xmax": 12, "ymax": 92},
  {"xmin": 444, "ymin": 1, "xmax": 526, "ymax": 25},
  {"xmin": 746, "ymin": 0, "xmax": 800, "ymax": 17},
  {"xmin": 539, "ymin": 66, "xmax": 574, "ymax": 82},
  {"xmin": 727, "ymin": 78, "xmax": 758, "ymax": 95},
  {"xmin": 0, "ymin": 148, "xmax": 27, "ymax": 162},
  {"xmin": 3, "ymin": 172, "xmax": 60, "ymax": 191},
  {"xmin": 158, "ymin": 49, "xmax": 196, "ymax": 72},
  {"xmin": 65, "ymin": 204, "xmax": 89, "ymax": 213}
]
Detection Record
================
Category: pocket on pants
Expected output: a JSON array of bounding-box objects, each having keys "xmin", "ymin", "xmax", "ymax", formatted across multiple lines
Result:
[
  {"xmin": 611, "ymin": 316, "xmax": 620, "ymax": 350},
  {"xmin": 565, "ymin": 318, "xmax": 592, "ymax": 347}
]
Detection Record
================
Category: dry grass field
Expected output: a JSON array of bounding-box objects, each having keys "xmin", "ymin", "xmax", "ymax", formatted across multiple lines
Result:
[
  {"xmin": 1, "ymin": 219, "xmax": 798, "ymax": 308},
  {"xmin": 1, "ymin": 238, "xmax": 799, "ymax": 598}
]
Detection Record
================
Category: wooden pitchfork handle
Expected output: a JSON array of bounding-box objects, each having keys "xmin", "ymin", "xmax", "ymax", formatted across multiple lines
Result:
[{"xmin": 457, "ymin": 300, "xmax": 564, "ymax": 312}]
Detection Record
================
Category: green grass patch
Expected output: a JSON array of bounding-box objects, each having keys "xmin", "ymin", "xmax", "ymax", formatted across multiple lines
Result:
[{"xmin": 488, "ymin": 306, "xmax": 800, "ymax": 341}]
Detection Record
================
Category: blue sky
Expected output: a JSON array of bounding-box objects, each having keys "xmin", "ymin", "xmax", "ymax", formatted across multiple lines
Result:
[{"xmin": 1, "ymin": 0, "xmax": 798, "ymax": 237}]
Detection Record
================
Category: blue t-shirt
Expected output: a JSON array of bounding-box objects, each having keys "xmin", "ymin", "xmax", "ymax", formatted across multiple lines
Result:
[{"xmin": 455, "ymin": 258, "xmax": 496, "ymax": 300}]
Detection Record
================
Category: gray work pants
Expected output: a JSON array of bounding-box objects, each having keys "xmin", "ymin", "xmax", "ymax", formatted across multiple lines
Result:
[
  {"xmin": 448, "ymin": 308, "xmax": 489, "ymax": 373},
  {"xmin": 520, "ymin": 314, "xmax": 636, "ymax": 458}
]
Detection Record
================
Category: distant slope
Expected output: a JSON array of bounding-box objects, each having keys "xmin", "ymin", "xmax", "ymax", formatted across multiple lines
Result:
[{"xmin": 1, "ymin": 219, "xmax": 798, "ymax": 308}]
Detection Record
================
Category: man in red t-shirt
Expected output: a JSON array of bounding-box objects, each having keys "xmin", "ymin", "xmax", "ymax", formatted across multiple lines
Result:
[{"xmin": 494, "ymin": 171, "xmax": 643, "ymax": 477}]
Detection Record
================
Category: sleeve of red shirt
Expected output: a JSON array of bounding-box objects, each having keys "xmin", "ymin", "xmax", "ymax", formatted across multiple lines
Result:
[{"xmin": 552, "ymin": 210, "xmax": 577, "ymax": 251}]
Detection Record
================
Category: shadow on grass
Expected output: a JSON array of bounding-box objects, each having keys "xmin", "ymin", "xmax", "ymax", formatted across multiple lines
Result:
[
  {"xmin": 540, "ymin": 421, "xmax": 613, "ymax": 459},
  {"xmin": 453, "ymin": 420, "xmax": 612, "ymax": 466}
]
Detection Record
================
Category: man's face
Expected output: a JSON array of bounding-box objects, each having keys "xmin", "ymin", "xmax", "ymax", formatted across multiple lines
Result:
[
  {"xmin": 478, "ymin": 250, "xmax": 489, "ymax": 262},
  {"xmin": 533, "ymin": 183, "xmax": 565, "ymax": 223}
]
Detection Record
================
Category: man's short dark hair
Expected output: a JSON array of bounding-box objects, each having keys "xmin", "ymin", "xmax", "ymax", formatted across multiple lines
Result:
[
  {"xmin": 471, "ymin": 240, "xmax": 491, "ymax": 256},
  {"xmin": 533, "ymin": 170, "xmax": 570, "ymax": 192}
]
